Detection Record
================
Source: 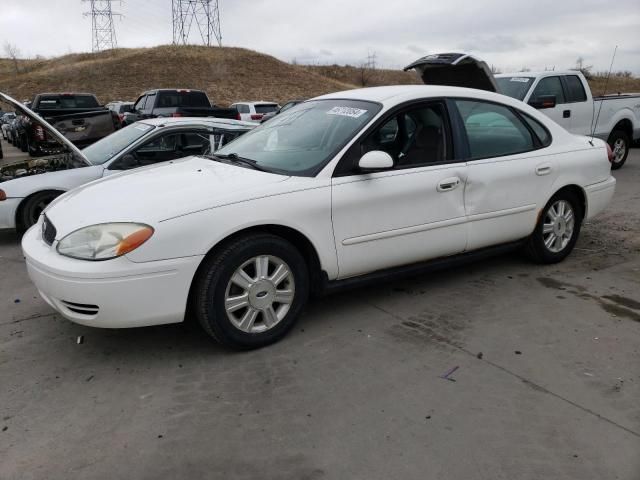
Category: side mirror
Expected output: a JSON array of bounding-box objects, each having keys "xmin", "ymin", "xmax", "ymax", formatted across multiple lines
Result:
[
  {"xmin": 528, "ymin": 95, "xmax": 556, "ymax": 109},
  {"xmin": 358, "ymin": 150, "xmax": 394, "ymax": 171}
]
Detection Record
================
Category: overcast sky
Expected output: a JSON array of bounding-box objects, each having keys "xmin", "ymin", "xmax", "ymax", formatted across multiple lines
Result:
[{"xmin": 1, "ymin": 0, "xmax": 639, "ymax": 74}]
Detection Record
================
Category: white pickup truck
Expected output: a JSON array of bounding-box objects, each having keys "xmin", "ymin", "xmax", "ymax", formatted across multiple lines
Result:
[{"xmin": 405, "ymin": 53, "xmax": 640, "ymax": 169}]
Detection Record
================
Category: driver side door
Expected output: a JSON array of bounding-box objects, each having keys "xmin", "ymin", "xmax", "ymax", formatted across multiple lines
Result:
[{"xmin": 331, "ymin": 101, "xmax": 468, "ymax": 279}]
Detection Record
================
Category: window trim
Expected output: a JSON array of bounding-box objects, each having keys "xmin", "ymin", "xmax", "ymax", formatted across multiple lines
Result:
[
  {"xmin": 332, "ymin": 98, "xmax": 462, "ymax": 177},
  {"xmin": 450, "ymin": 97, "xmax": 552, "ymax": 162}
]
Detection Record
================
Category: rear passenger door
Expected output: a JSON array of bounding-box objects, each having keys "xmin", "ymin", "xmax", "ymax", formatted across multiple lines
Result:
[
  {"xmin": 561, "ymin": 74, "xmax": 592, "ymax": 135},
  {"xmin": 454, "ymin": 99, "xmax": 558, "ymax": 250}
]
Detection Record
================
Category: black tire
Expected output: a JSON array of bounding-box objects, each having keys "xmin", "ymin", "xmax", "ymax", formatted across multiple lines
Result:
[
  {"xmin": 608, "ymin": 129, "xmax": 630, "ymax": 170},
  {"xmin": 525, "ymin": 190, "xmax": 583, "ymax": 264},
  {"xmin": 18, "ymin": 191, "xmax": 61, "ymax": 231},
  {"xmin": 193, "ymin": 234, "xmax": 309, "ymax": 350}
]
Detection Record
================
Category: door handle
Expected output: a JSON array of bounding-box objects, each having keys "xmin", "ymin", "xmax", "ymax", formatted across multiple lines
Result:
[
  {"xmin": 563, "ymin": 110, "xmax": 571, "ymax": 118},
  {"xmin": 437, "ymin": 177, "xmax": 461, "ymax": 192},
  {"xmin": 535, "ymin": 163, "xmax": 552, "ymax": 176}
]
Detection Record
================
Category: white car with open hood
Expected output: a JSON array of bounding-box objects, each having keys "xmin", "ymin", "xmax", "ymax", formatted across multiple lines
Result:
[
  {"xmin": 0, "ymin": 93, "xmax": 255, "ymax": 231},
  {"xmin": 20, "ymin": 85, "xmax": 616, "ymax": 349}
]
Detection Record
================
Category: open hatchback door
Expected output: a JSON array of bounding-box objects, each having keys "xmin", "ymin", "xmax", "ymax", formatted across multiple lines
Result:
[{"xmin": 404, "ymin": 52, "xmax": 498, "ymax": 92}]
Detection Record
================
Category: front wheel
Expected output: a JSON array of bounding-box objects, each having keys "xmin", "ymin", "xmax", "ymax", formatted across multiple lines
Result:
[
  {"xmin": 193, "ymin": 234, "xmax": 309, "ymax": 349},
  {"xmin": 18, "ymin": 191, "xmax": 61, "ymax": 232},
  {"xmin": 608, "ymin": 130, "xmax": 630, "ymax": 170},
  {"xmin": 525, "ymin": 191, "xmax": 583, "ymax": 264}
]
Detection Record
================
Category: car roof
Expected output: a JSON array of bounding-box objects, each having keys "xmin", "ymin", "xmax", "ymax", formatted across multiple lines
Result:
[
  {"xmin": 141, "ymin": 89, "xmax": 207, "ymax": 94},
  {"xmin": 138, "ymin": 117, "xmax": 256, "ymax": 129}
]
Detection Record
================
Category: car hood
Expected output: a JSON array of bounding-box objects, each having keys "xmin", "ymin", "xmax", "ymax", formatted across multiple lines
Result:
[{"xmin": 45, "ymin": 156, "xmax": 290, "ymax": 237}]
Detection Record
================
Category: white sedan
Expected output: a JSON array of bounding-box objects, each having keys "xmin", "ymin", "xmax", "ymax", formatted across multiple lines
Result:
[
  {"xmin": 0, "ymin": 97, "xmax": 255, "ymax": 231},
  {"xmin": 20, "ymin": 85, "xmax": 616, "ymax": 349}
]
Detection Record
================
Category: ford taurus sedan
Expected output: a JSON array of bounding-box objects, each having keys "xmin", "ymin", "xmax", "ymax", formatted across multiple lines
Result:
[{"xmin": 19, "ymin": 85, "xmax": 616, "ymax": 349}]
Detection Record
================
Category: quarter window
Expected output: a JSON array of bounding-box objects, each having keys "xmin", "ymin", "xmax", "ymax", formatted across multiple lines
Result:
[
  {"xmin": 564, "ymin": 75, "xmax": 587, "ymax": 102},
  {"xmin": 531, "ymin": 76, "xmax": 566, "ymax": 104},
  {"xmin": 455, "ymin": 100, "xmax": 535, "ymax": 159},
  {"xmin": 520, "ymin": 113, "xmax": 552, "ymax": 147}
]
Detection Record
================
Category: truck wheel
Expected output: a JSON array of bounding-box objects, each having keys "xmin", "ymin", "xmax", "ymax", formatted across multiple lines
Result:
[{"xmin": 608, "ymin": 130, "xmax": 630, "ymax": 170}]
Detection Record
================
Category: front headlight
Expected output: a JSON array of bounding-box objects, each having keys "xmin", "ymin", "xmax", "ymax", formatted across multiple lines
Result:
[{"xmin": 57, "ymin": 223, "xmax": 154, "ymax": 261}]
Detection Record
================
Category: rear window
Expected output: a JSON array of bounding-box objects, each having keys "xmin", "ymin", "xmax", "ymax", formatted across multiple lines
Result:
[
  {"xmin": 37, "ymin": 95, "xmax": 100, "ymax": 109},
  {"xmin": 156, "ymin": 91, "xmax": 211, "ymax": 108},
  {"xmin": 255, "ymin": 104, "xmax": 278, "ymax": 114},
  {"xmin": 564, "ymin": 75, "xmax": 587, "ymax": 102}
]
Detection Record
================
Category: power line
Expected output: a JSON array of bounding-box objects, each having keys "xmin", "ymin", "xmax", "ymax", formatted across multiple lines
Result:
[
  {"xmin": 172, "ymin": 0, "xmax": 222, "ymax": 47},
  {"xmin": 82, "ymin": 0, "xmax": 122, "ymax": 52}
]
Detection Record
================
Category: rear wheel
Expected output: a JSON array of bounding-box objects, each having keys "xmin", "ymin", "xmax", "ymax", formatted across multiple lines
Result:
[
  {"xmin": 18, "ymin": 191, "xmax": 61, "ymax": 231},
  {"xmin": 608, "ymin": 130, "xmax": 630, "ymax": 170},
  {"xmin": 525, "ymin": 191, "xmax": 582, "ymax": 264},
  {"xmin": 194, "ymin": 234, "xmax": 309, "ymax": 349}
]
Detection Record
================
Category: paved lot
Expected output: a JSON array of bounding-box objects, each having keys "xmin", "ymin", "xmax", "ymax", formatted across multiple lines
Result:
[{"xmin": 1, "ymin": 150, "xmax": 639, "ymax": 480}]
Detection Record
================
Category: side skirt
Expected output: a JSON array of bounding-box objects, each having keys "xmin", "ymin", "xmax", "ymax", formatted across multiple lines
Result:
[{"xmin": 320, "ymin": 239, "xmax": 526, "ymax": 295}]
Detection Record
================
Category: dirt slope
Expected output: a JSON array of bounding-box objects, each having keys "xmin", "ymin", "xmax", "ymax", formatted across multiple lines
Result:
[{"xmin": 1, "ymin": 46, "xmax": 638, "ymax": 106}]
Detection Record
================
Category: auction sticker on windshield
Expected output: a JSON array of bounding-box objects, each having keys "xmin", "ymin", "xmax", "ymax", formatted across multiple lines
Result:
[
  {"xmin": 510, "ymin": 77, "xmax": 531, "ymax": 83},
  {"xmin": 327, "ymin": 106, "xmax": 368, "ymax": 118}
]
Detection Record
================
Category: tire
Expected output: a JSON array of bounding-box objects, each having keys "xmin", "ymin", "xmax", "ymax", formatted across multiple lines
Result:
[
  {"xmin": 525, "ymin": 191, "xmax": 583, "ymax": 264},
  {"xmin": 193, "ymin": 234, "xmax": 309, "ymax": 350},
  {"xmin": 18, "ymin": 191, "xmax": 61, "ymax": 231},
  {"xmin": 608, "ymin": 129, "xmax": 630, "ymax": 170}
]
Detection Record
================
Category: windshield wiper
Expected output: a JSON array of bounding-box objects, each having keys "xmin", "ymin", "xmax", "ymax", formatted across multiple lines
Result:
[{"xmin": 213, "ymin": 153, "xmax": 271, "ymax": 172}]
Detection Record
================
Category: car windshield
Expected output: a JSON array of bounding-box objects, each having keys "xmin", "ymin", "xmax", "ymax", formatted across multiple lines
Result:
[
  {"xmin": 215, "ymin": 99, "xmax": 380, "ymax": 176},
  {"xmin": 82, "ymin": 122, "xmax": 155, "ymax": 165},
  {"xmin": 496, "ymin": 77, "xmax": 534, "ymax": 100}
]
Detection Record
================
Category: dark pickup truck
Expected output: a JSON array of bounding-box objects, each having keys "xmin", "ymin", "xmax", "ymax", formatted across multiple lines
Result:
[
  {"xmin": 27, "ymin": 93, "xmax": 120, "ymax": 156},
  {"xmin": 123, "ymin": 89, "xmax": 240, "ymax": 124}
]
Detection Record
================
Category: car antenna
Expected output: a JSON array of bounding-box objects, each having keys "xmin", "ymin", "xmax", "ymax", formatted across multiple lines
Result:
[{"xmin": 589, "ymin": 45, "xmax": 617, "ymax": 146}]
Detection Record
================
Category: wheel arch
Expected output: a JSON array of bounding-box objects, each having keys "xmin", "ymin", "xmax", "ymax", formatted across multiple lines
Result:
[
  {"xmin": 609, "ymin": 118, "xmax": 633, "ymax": 140},
  {"xmin": 15, "ymin": 189, "xmax": 66, "ymax": 230},
  {"xmin": 186, "ymin": 224, "xmax": 326, "ymax": 316},
  {"xmin": 549, "ymin": 184, "xmax": 587, "ymax": 220}
]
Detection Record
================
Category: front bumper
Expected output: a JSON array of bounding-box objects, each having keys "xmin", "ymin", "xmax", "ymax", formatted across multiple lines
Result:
[
  {"xmin": 584, "ymin": 176, "xmax": 616, "ymax": 220},
  {"xmin": 22, "ymin": 223, "xmax": 204, "ymax": 328},
  {"xmin": 0, "ymin": 197, "xmax": 21, "ymax": 230}
]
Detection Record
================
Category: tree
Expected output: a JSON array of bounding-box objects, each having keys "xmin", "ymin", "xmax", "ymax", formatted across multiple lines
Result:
[
  {"xmin": 575, "ymin": 57, "xmax": 593, "ymax": 79},
  {"xmin": 3, "ymin": 42, "xmax": 21, "ymax": 75}
]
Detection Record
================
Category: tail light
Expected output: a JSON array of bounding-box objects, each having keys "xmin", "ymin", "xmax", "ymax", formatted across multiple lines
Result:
[
  {"xmin": 171, "ymin": 113, "xmax": 183, "ymax": 118},
  {"xmin": 606, "ymin": 143, "xmax": 614, "ymax": 163},
  {"xmin": 235, "ymin": 111, "xmax": 241, "ymax": 120},
  {"xmin": 0, "ymin": 189, "xmax": 6, "ymax": 201},
  {"xmin": 250, "ymin": 114, "xmax": 263, "ymax": 121},
  {"xmin": 118, "ymin": 113, "xmax": 125, "ymax": 124},
  {"xmin": 33, "ymin": 125, "xmax": 45, "ymax": 141}
]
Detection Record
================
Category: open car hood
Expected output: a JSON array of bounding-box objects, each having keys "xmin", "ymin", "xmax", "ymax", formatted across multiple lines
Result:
[
  {"xmin": 0, "ymin": 92, "xmax": 89, "ymax": 164},
  {"xmin": 404, "ymin": 52, "xmax": 498, "ymax": 92}
]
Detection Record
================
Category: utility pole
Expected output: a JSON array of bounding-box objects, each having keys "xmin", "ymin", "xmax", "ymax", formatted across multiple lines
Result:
[
  {"xmin": 83, "ymin": 0, "xmax": 121, "ymax": 52},
  {"xmin": 172, "ymin": 0, "xmax": 222, "ymax": 47}
]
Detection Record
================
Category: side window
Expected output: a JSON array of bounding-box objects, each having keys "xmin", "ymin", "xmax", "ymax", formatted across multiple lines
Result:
[
  {"xmin": 455, "ymin": 100, "xmax": 535, "ymax": 159},
  {"xmin": 531, "ymin": 76, "xmax": 566, "ymax": 104},
  {"xmin": 143, "ymin": 94, "xmax": 156, "ymax": 111},
  {"xmin": 238, "ymin": 104, "xmax": 250, "ymax": 114},
  {"xmin": 564, "ymin": 75, "xmax": 587, "ymax": 102},
  {"xmin": 520, "ymin": 112, "xmax": 552, "ymax": 147},
  {"xmin": 362, "ymin": 103, "xmax": 450, "ymax": 168},
  {"xmin": 131, "ymin": 133, "xmax": 180, "ymax": 166},
  {"xmin": 181, "ymin": 131, "xmax": 210, "ymax": 155},
  {"xmin": 133, "ymin": 96, "xmax": 146, "ymax": 111}
]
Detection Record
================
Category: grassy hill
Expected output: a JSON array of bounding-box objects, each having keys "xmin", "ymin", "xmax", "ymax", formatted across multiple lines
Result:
[{"xmin": 1, "ymin": 45, "xmax": 638, "ymax": 106}]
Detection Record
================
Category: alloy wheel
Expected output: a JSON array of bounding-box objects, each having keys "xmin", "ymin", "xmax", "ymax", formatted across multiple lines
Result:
[{"xmin": 542, "ymin": 200, "xmax": 575, "ymax": 253}]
